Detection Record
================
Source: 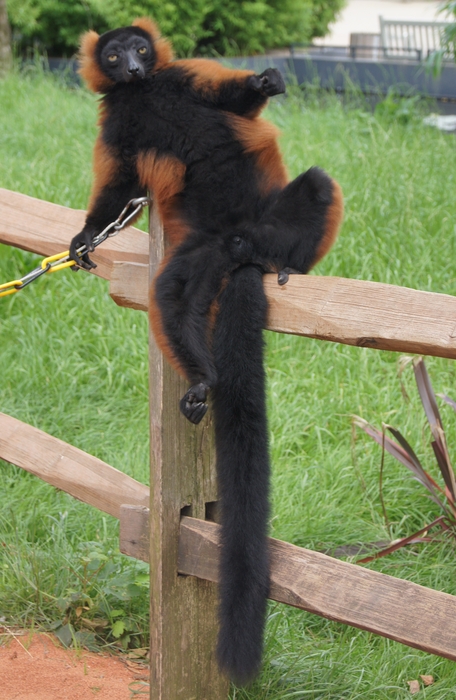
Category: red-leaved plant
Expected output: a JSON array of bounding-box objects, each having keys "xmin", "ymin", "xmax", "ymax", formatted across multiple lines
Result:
[{"xmin": 354, "ymin": 356, "xmax": 456, "ymax": 564}]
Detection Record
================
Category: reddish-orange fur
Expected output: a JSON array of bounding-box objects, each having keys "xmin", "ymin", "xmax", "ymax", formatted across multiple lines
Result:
[
  {"xmin": 149, "ymin": 255, "xmax": 188, "ymax": 378},
  {"xmin": 78, "ymin": 18, "xmax": 342, "ymax": 387},
  {"xmin": 313, "ymin": 179, "xmax": 344, "ymax": 267},
  {"xmin": 176, "ymin": 60, "xmax": 266, "ymax": 117},
  {"xmin": 79, "ymin": 18, "xmax": 173, "ymax": 94},
  {"xmin": 79, "ymin": 31, "xmax": 114, "ymax": 93},
  {"xmin": 207, "ymin": 275, "xmax": 229, "ymax": 334},
  {"xmin": 229, "ymin": 115, "xmax": 288, "ymax": 193},
  {"xmin": 87, "ymin": 136, "xmax": 120, "ymax": 211},
  {"xmin": 132, "ymin": 17, "xmax": 174, "ymax": 69},
  {"xmin": 136, "ymin": 151, "xmax": 189, "ymax": 247}
]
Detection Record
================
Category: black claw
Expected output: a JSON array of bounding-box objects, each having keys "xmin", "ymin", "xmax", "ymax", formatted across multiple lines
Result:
[
  {"xmin": 278, "ymin": 270, "xmax": 289, "ymax": 285},
  {"xmin": 181, "ymin": 400, "xmax": 208, "ymax": 425},
  {"xmin": 179, "ymin": 383, "xmax": 210, "ymax": 424},
  {"xmin": 278, "ymin": 267, "xmax": 300, "ymax": 285},
  {"xmin": 69, "ymin": 230, "xmax": 98, "ymax": 270},
  {"xmin": 73, "ymin": 256, "xmax": 97, "ymax": 271}
]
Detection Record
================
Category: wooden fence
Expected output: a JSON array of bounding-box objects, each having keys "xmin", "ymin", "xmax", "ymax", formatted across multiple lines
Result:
[{"xmin": 2, "ymin": 187, "xmax": 456, "ymax": 699}]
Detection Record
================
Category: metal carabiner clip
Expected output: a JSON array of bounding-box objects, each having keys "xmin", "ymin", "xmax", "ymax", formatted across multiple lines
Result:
[{"xmin": 111, "ymin": 196, "xmax": 151, "ymax": 235}]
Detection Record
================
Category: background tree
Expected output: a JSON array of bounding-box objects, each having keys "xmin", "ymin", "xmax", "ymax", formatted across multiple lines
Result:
[
  {"xmin": 6, "ymin": 0, "xmax": 344, "ymax": 58},
  {"xmin": 0, "ymin": 0, "xmax": 12, "ymax": 75}
]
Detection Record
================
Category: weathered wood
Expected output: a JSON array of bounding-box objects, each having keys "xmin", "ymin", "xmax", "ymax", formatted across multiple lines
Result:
[
  {"xmin": 110, "ymin": 262, "xmax": 149, "ymax": 310},
  {"xmin": 264, "ymin": 275, "xmax": 456, "ymax": 360},
  {"xmin": 6, "ymin": 189, "xmax": 456, "ymax": 683},
  {"xmin": 110, "ymin": 262, "xmax": 456, "ymax": 360},
  {"xmin": 0, "ymin": 412, "xmax": 149, "ymax": 518},
  {"xmin": 0, "ymin": 188, "xmax": 148, "ymax": 281},
  {"xmin": 147, "ymin": 205, "xmax": 229, "ymax": 699},
  {"xmin": 178, "ymin": 516, "xmax": 456, "ymax": 662},
  {"xmin": 110, "ymin": 260, "xmax": 148, "ymax": 307},
  {"xmin": 118, "ymin": 511, "xmax": 456, "ymax": 662},
  {"xmin": 4, "ymin": 190, "xmax": 456, "ymax": 361},
  {"xmin": 119, "ymin": 505, "xmax": 150, "ymax": 561}
]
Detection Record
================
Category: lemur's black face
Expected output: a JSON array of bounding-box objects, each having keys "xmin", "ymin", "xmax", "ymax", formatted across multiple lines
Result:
[{"xmin": 96, "ymin": 27, "xmax": 156, "ymax": 83}]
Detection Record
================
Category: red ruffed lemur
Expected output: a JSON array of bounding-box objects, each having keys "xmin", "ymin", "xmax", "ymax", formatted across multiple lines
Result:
[{"xmin": 69, "ymin": 17, "xmax": 344, "ymax": 686}]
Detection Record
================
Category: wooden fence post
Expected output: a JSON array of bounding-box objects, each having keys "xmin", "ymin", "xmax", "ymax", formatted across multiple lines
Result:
[{"xmin": 148, "ymin": 203, "xmax": 229, "ymax": 700}]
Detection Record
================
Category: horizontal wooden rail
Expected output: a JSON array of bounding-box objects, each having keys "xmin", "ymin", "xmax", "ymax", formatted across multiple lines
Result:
[
  {"xmin": 0, "ymin": 188, "xmax": 148, "ymax": 281},
  {"xmin": 111, "ymin": 261, "xmax": 456, "ymax": 360},
  {"xmin": 0, "ymin": 413, "xmax": 149, "ymax": 518},
  {"xmin": 118, "ymin": 509, "xmax": 456, "ymax": 662},
  {"xmin": 3, "ymin": 189, "xmax": 456, "ymax": 359},
  {"xmin": 5, "ymin": 189, "xmax": 456, "ymax": 688},
  {"xmin": 4, "ymin": 409, "xmax": 456, "ymax": 664}
]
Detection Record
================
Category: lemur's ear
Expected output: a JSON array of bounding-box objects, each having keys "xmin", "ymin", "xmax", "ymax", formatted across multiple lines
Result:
[
  {"xmin": 78, "ymin": 30, "xmax": 114, "ymax": 94},
  {"xmin": 132, "ymin": 17, "xmax": 174, "ymax": 68}
]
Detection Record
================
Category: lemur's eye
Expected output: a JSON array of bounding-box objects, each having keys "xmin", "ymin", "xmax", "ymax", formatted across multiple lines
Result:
[
  {"xmin": 233, "ymin": 236, "xmax": 243, "ymax": 246},
  {"xmin": 108, "ymin": 54, "xmax": 118, "ymax": 62},
  {"xmin": 138, "ymin": 47, "xmax": 147, "ymax": 55}
]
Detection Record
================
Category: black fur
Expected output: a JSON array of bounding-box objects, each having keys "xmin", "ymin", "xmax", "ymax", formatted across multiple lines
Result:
[
  {"xmin": 244, "ymin": 167, "xmax": 338, "ymax": 274},
  {"xmin": 154, "ymin": 166, "xmax": 337, "ymax": 416},
  {"xmin": 212, "ymin": 265, "xmax": 270, "ymax": 684},
  {"xmin": 69, "ymin": 22, "xmax": 342, "ymax": 684},
  {"xmin": 71, "ymin": 30, "xmax": 284, "ymax": 262}
]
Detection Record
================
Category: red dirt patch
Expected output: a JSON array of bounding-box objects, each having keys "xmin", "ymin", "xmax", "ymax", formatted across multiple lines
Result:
[{"xmin": 0, "ymin": 631, "xmax": 149, "ymax": 700}]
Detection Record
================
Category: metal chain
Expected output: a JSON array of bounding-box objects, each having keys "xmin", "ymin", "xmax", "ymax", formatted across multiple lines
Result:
[{"xmin": 0, "ymin": 197, "xmax": 151, "ymax": 298}]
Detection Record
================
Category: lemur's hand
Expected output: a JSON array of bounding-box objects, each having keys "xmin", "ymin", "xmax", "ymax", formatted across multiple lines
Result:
[
  {"xmin": 69, "ymin": 229, "xmax": 97, "ymax": 270},
  {"xmin": 248, "ymin": 68, "xmax": 286, "ymax": 97}
]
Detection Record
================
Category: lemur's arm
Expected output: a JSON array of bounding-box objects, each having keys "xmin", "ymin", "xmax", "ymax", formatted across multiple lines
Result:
[
  {"xmin": 69, "ymin": 136, "xmax": 145, "ymax": 269},
  {"xmin": 174, "ymin": 60, "xmax": 286, "ymax": 117}
]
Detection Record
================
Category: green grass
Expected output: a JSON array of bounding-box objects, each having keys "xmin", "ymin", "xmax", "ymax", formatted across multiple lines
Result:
[{"xmin": 1, "ymin": 67, "xmax": 456, "ymax": 697}]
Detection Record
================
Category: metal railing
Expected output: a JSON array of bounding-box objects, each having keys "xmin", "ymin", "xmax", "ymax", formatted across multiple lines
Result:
[{"xmin": 380, "ymin": 17, "xmax": 453, "ymax": 61}]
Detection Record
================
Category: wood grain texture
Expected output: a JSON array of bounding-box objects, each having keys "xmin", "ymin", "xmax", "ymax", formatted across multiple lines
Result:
[
  {"xmin": 147, "ymin": 205, "xmax": 229, "ymax": 698},
  {"xmin": 110, "ymin": 262, "xmax": 149, "ymax": 310},
  {"xmin": 6, "ymin": 189, "xmax": 456, "ymax": 680},
  {"xmin": 5, "ymin": 403, "xmax": 456, "ymax": 666},
  {"xmin": 110, "ymin": 262, "xmax": 456, "ymax": 359},
  {"xmin": 119, "ymin": 511, "xmax": 456, "ymax": 661},
  {"xmin": 120, "ymin": 505, "xmax": 150, "ymax": 561},
  {"xmin": 120, "ymin": 505, "xmax": 150, "ymax": 562},
  {"xmin": 0, "ymin": 412, "xmax": 149, "ymax": 518},
  {"xmin": 3, "ymin": 189, "xmax": 455, "ymax": 360},
  {"xmin": 264, "ymin": 275, "xmax": 456, "ymax": 359},
  {"xmin": 178, "ymin": 516, "xmax": 456, "ymax": 662},
  {"xmin": 0, "ymin": 188, "xmax": 148, "ymax": 281}
]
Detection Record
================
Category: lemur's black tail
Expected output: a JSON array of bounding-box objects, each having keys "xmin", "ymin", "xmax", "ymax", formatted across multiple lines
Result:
[{"xmin": 211, "ymin": 264, "xmax": 270, "ymax": 686}]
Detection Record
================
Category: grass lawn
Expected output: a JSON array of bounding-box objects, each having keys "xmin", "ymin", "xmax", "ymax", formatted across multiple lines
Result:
[{"xmin": 1, "ymin": 68, "xmax": 456, "ymax": 698}]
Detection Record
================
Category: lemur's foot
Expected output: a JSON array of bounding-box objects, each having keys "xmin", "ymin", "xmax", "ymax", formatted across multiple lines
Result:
[{"xmin": 180, "ymin": 382, "xmax": 210, "ymax": 424}]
